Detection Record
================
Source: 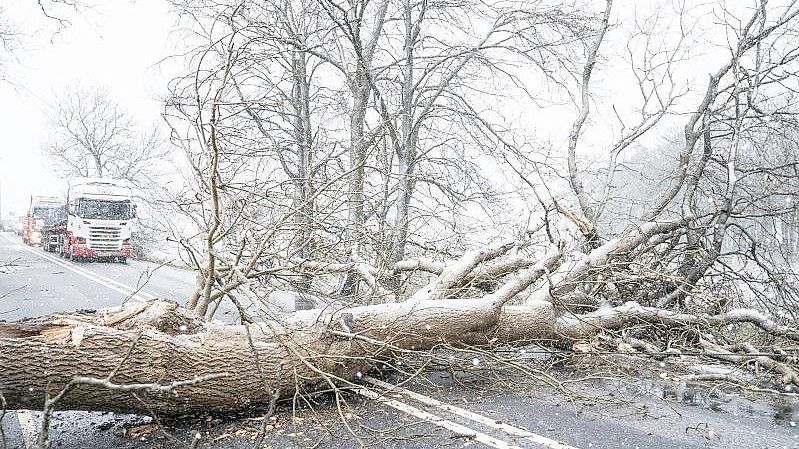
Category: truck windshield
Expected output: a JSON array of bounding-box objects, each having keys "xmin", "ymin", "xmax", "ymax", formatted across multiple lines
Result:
[
  {"xmin": 77, "ymin": 199, "xmax": 132, "ymax": 220},
  {"xmin": 32, "ymin": 206, "xmax": 66, "ymax": 226}
]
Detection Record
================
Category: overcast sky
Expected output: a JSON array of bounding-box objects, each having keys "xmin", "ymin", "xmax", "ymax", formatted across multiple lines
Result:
[{"xmin": 0, "ymin": 0, "xmax": 176, "ymax": 220}]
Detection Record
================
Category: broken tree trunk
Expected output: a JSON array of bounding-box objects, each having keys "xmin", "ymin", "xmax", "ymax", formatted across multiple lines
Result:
[{"xmin": 0, "ymin": 298, "xmax": 554, "ymax": 415}]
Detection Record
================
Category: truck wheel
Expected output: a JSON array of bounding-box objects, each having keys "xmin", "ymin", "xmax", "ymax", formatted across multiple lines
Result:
[{"xmin": 119, "ymin": 257, "xmax": 128, "ymax": 264}]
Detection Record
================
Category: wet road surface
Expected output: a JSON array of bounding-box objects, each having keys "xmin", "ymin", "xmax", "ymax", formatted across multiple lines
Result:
[{"xmin": 0, "ymin": 231, "xmax": 195, "ymax": 321}]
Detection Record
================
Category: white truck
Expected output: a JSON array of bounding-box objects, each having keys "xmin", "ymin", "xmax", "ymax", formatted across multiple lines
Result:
[{"xmin": 44, "ymin": 178, "xmax": 136, "ymax": 263}]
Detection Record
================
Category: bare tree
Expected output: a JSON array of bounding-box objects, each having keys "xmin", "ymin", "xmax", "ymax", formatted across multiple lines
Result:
[
  {"xmin": 163, "ymin": 0, "xmax": 591, "ymax": 312},
  {"xmin": 0, "ymin": 0, "xmax": 80, "ymax": 50},
  {"xmin": 0, "ymin": 0, "xmax": 87, "ymax": 67},
  {"xmin": 0, "ymin": 6, "xmax": 18, "ymax": 52},
  {"xmin": 43, "ymin": 86, "xmax": 168, "ymax": 187}
]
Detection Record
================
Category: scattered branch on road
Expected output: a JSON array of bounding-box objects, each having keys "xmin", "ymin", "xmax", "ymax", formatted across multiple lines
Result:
[{"xmin": 120, "ymin": 261, "xmax": 169, "ymax": 305}]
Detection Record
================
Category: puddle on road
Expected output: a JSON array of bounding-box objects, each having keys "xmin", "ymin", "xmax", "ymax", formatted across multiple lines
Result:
[
  {"xmin": 772, "ymin": 397, "xmax": 796, "ymax": 425},
  {"xmin": 659, "ymin": 381, "xmax": 797, "ymax": 427}
]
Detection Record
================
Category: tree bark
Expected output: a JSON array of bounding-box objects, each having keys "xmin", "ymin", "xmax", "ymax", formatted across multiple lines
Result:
[{"xmin": 0, "ymin": 298, "xmax": 554, "ymax": 415}]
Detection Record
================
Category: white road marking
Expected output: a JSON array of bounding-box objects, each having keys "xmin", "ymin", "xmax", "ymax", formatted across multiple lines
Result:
[
  {"xmin": 59, "ymin": 260, "xmax": 158, "ymax": 301},
  {"xmin": 1, "ymin": 233, "xmax": 154, "ymax": 303},
  {"xmin": 365, "ymin": 377, "xmax": 580, "ymax": 449},
  {"xmin": 356, "ymin": 387, "xmax": 526, "ymax": 449},
  {"xmin": 32, "ymin": 248, "xmax": 157, "ymax": 301},
  {"xmin": 15, "ymin": 410, "xmax": 39, "ymax": 449}
]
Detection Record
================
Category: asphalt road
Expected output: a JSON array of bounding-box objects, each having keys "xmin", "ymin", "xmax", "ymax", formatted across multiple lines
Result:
[
  {"xmin": 1, "ymin": 230, "xmax": 797, "ymax": 449},
  {"xmin": 0, "ymin": 231, "xmax": 260, "ymax": 322},
  {"xmin": 0, "ymin": 231, "xmax": 196, "ymax": 321}
]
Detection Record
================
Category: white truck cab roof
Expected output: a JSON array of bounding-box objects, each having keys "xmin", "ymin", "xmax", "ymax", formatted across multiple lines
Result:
[{"xmin": 68, "ymin": 178, "xmax": 133, "ymax": 201}]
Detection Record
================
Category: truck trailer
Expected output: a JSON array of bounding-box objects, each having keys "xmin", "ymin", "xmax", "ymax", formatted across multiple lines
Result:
[{"xmin": 42, "ymin": 178, "xmax": 136, "ymax": 263}]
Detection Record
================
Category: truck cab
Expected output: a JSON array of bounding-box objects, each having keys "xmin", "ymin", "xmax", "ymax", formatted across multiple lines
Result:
[
  {"xmin": 23, "ymin": 196, "xmax": 66, "ymax": 247},
  {"xmin": 62, "ymin": 178, "xmax": 136, "ymax": 262}
]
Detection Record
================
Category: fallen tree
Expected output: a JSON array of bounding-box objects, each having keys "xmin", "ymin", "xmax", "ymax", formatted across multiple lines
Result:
[
  {"xmin": 2, "ymin": 218, "xmax": 797, "ymax": 417},
  {"xmin": 3, "ymin": 291, "xmax": 796, "ymax": 416},
  {"xmin": 0, "ymin": 297, "xmax": 554, "ymax": 415}
]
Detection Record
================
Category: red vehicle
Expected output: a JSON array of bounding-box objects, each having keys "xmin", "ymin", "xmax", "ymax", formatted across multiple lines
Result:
[{"xmin": 22, "ymin": 196, "xmax": 65, "ymax": 247}]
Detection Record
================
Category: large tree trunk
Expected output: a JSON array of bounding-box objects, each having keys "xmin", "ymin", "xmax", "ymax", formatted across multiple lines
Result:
[{"xmin": 0, "ymin": 298, "xmax": 554, "ymax": 416}]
